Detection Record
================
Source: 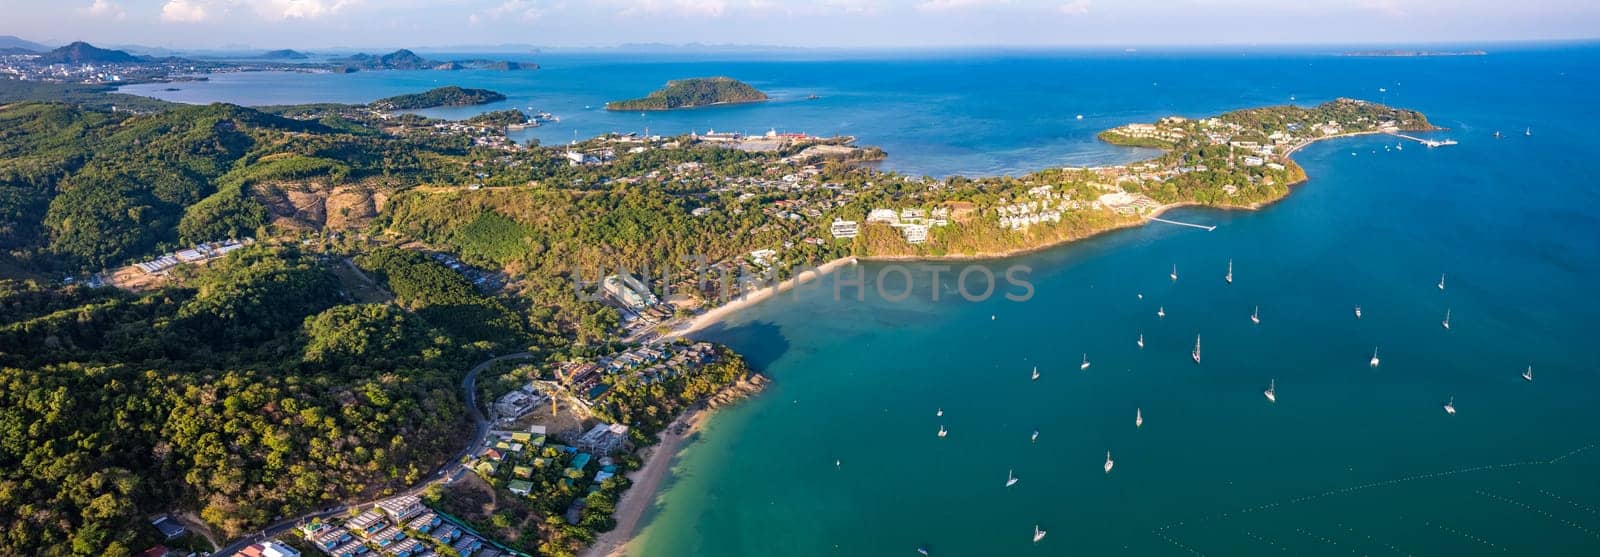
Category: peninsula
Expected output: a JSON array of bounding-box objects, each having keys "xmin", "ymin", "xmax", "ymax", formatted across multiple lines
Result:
[
  {"xmin": 370, "ymin": 86, "xmax": 507, "ymax": 110},
  {"xmin": 605, "ymin": 76, "xmax": 768, "ymax": 111}
]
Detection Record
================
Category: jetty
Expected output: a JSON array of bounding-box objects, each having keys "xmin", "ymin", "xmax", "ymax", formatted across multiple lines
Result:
[
  {"xmin": 1148, "ymin": 217, "xmax": 1217, "ymax": 231},
  {"xmin": 1385, "ymin": 131, "xmax": 1457, "ymax": 148}
]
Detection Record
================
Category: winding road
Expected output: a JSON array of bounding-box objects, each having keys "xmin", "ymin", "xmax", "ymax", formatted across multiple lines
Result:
[{"xmin": 213, "ymin": 352, "xmax": 533, "ymax": 556}]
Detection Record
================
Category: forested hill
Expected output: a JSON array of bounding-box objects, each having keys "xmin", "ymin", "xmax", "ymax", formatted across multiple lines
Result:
[
  {"xmin": 605, "ymin": 77, "xmax": 768, "ymax": 111},
  {"xmin": 0, "ymin": 101, "xmax": 470, "ymax": 273},
  {"xmin": 371, "ymin": 86, "xmax": 507, "ymax": 110},
  {"xmin": 0, "ymin": 244, "xmax": 539, "ymax": 555}
]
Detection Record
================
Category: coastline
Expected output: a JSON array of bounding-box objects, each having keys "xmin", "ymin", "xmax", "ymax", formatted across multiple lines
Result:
[{"xmin": 668, "ymin": 255, "xmax": 859, "ymax": 338}]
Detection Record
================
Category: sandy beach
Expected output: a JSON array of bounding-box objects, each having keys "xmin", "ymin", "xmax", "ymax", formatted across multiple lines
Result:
[
  {"xmin": 668, "ymin": 255, "xmax": 859, "ymax": 338},
  {"xmin": 581, "ymin": 407, "xmax": 708, "ymax": 557}
]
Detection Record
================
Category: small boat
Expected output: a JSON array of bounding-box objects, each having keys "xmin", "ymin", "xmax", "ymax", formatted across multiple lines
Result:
[
  {"xmin": 1033, "ymin": 525, "xmax": 1047, "ymax": 543},
  {"xmin": 1137, "ymin": 293, "xmax": 1143, "ymax": 300},
  {"xmin": 1191, "ymin": 334, "xmax": 1201, "ymax": 364},
  {"xmin": 1170, "ymin": 264, "xmax": 1179, "ymax": 282},
  {"xmin": 1157, "ymin": 306, "xmax": 1166, "ymax": 318},
  {"xmin": 1136, "ymin": 408, "xmax": 1144, "ymax": 428},
  {"xmin": 1076, "ymin": 114, "xmax": 1084, "ymax": 120},
  {"xmin": 1031, "ymin": 429, "xmax": 1039, "ymax": 443},
  {"xmin": 1444, "ymin": 396, "xmax": 1457, "ymax": 415},
  {"xmin": 1031, "ymin": 366, "xmax": 1040, "ymax": 381},
  {"xmin": 1370, "ymin": 347, "xmax": 1381, "ymax": 368},
  {"xmin": 1006, "ymin": 469, "xmax": 1019, "ymax": 487},
  {"xmin": 936, "ymin": 407, "xmax": 943, "ymax": 417},
  {"xmin": 1264, "ymin": 378, "xmax": 1276, "ymax": 403},
  {"xmin": 1525, "ymin": 127, "xmax": 1532, "ymax": 136},
  {"xmin": 1225, "ymin": 259, "xmax": 1234, "ymax": 284},
  {"xmin": 1355, "ymin": 305, "xmax": 1362, "ymax": 319},
  {"xmin": 836, "ymin": 459, "xmax": 841, "ymax": 468},
  {"xmin": 1080, "ymin": 353, "xmax": 1091, "ymax": 371},
  {"xmin": 1104, "ymin": 450, "xmax": 1115, "ymax": 474},
  {"xmin": 1396, "ymin": 143, "xmax": 1404, "ymax": 151},
  {"xmin": 1438, "ymin": 273, "xmax": 1446, "ymax": 291},
  {"xmin": 937, "ymin": 425, "xmax": 947, "ymax": 438},
  {"xmin": 1137, "ymin": 333, "xmax": 1145, "ymax": 349},
  {"xmin": 1493, "ymin": 130, "xmax": 1503, "ymax": 139},
  {"xmin": 1442, "ymin": 307, "xmax": 1452, "ymax": 330},
  {"xmin": 1522, "ymin": 365, "xmax": 1533, "ymax": 382},
  {"xmin": 1250, "ymin": 305, "xmax": 1260, "ymax": 325},
  {"xmin": 917, "ymin": 544, "xmax": 930, "ymax": 556}
]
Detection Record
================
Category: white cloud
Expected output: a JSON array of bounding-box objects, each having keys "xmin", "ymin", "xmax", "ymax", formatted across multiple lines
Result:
[
  {"xmin": 250, "ymin": 0, "xmax": 359, "ymax": 20},
  {"xmin": 160, "ymin": 0, "xmax": 211, "ymax": 22},
  {"xmin": 916, "ymin": 0, "xmax": 1007, "ymax": 12},
  {"xmin": 483, "ymin": 0, "xmax": 547, "ymax": 23},
  {"xmin": 78, "ymin": 0, "xmax": 126, "ymax": 19},
  {"xmin": 1058, "ymin": 0, "xmax": 1090, "ymax": 15}
]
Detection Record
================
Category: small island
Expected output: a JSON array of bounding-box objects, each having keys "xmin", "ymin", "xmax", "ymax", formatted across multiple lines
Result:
[
  {"xmin": 605, "ymin": 76, "xmax": 768, "ymax": 111},
  {"xmin": 370, "ymin": 86, "xmax": 507, "ymax": 111}
]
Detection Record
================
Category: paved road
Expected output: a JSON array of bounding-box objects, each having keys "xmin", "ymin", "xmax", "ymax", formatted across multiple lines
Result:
[{"xmin": 213, "ymin": 352, "xmax": 533, "ymax": 556}]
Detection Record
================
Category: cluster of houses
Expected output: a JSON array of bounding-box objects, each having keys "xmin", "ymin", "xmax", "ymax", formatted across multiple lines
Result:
[
  {"xmin": 132, "ymin": 238, "xmax": 253, "ymax": 275},
  {"xmin": 467, "ymin": 424, "xmax": 626, "ymax": 525},
  {"xmin": 297, "ymin": 495, "xmax": 503, "ymax": 557},
  {"xmin": 851, "ymin": 206, "xmax": 952, "ymax": 244}
]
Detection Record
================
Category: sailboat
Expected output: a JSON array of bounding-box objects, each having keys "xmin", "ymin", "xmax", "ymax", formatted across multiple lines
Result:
[
  {"xmin": 917, "ymin": 544, "xmax": 930, "ymax": 556},
  {"xmin": 1191, "ymin": 334, "xmax": 1201, "ymax": 364},
  {"xmin": 1370, "ymin": 347, "xmax": 1381, "ymax": 368},
  {"xmin": 1442, "ymin": 307, "xmax": 1452, "ymax": 330},
  {"xmin": 936, "ymin": 407, "xmax": 943, "ymax": 417},
  {"xmin": 1104, "ymin": 451, "xmax": 1115, "ymax": 473},
  {"xmin": 1494, "ymin": 130, "xmax": 1504, "ymax": 139},
  {"xmin": 1136, "ymin": 408, "xmax": 1144, "ymax": 428},
  {"xmin": 1033, "ymin": 525, "xmax": 1047, "ymax": 543},
  {"xmin": 937, "ymin": 425, "xmax": 947, "ymax": 438},
  {"xmin": 1170, "ymin": 264, "xmax": 1179, "ymax": 282},
  {"xmin": 1522, "ymin": 365, "xmax": 1534, "ymax": 382},
  {"xmin": 1080, "ymin": 353, "xmax": 1091, "ymax": 371},
  {"xmin": 1443, "ymin": 396, "xmax": 1457, "ymax": 415},
  {"xmin": 1031, "ymin": 429, "xmax": 1039, "ymax": 443},
  {"xmin": 1526, "ymin": 127, "xmax": 1532, "ymax": 136},
  {"xmin": 1031, "ymin": 366, "xmax": 1040, "ymax": 381},
  {"xmin": 1355, "ymin": 305, "xmax": 1362, "ymax": 319},
  {"xmin": 1438, "ymin": 273, "xmax": 1447, "ymax": 291},
  {"xmin": 1157, "ymin": 306, "xmax": 1166, "ymax": 318},
  {"xmin": 1006, "ymin": 469, "xmax": 1019, "ymax": 487},
  {"xmin": 1137, "ymin": 333, "xmax": 1145, "ymax": 349},
  {"xmin": 1225, "ymin": 259, "xmax": 1234, "ymax": 284},
  {"xmin": 1264, "ymin": 378, "xmax": 1276, "ymax": 403},
  {"xmin": 1250, "ymin": 306, "xmax": 1260, "ymax": 325}
]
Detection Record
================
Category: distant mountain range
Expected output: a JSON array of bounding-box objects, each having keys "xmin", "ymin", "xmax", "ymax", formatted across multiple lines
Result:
[
  {"xmin": 0, "ymin": 35, "xmax": 49, "ymax": 53},
  {"xmin": 261, "ymin": 49, "xmax": 310, "ymax": 60}
]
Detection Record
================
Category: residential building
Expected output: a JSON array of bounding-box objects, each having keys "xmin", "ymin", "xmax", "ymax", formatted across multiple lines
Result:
[
  {"xmin": 575, "ymin": 422, "xmax": 631, "ymax": 454},
  {"xmin": 376, "ymin": 495, "xmax": 425, "ymax": 522},
  {"xmin": 829, "ymin": 219, "xmax": 859, "ymax": 239},
  {"xmin": 240, "ymin": 541, "xmax": 301, "ymax": 557},
  {"xmin": 900, "ymin": 224, "xmax": 928, "ymax": 244},
  {"xmin": 150, "ymin": 515, "xmax": 186, "ymax": 540}
]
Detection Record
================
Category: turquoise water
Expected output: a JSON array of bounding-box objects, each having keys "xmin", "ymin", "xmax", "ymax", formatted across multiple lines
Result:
[{"xmin": 125, "ymin": 45, "xmax": 1600, "ymax": 554}]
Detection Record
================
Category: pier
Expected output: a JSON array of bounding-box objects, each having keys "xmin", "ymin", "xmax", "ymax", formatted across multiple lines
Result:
[
  {"xmin": 1148, "ymin": 217, "xmax": 1216, "ymax": 231},
  {"xmin": 1385, "ymin": 131, "xmax": 1458, "ymax": 148}
]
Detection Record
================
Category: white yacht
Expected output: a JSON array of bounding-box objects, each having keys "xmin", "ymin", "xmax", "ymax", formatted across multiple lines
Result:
[
  {"xmin": 1250, "ymin": 306, "xmax": 1260, "ymax": 325},
  {"xmin": 1171, "ymin": 264, "xmax": 1179, "ymax": 282},
  {"xmin": 1444, "ymin": 396, "xmax": 1457, "ymax": 415},
  {"xmin": 1136, "ymin": 408, "xmax": 1144, "ymax": 428},
  {"xmin": 1157, "ymin": 306, "xmax": 1166, "ymax": 318},
  {"xmin": 1031, "ymin": 429, "xmax": 1039, "ymax": 443},
  {"xmin": 1191, "ymin": 334, "xmax": 1201, "ymax": 364},
  {"xmin": 1264, "ymin": 378, "xmax": 1276, "ymax": 403},
  {"xmin": 1006, "ymin": 468, "xmax": 1019, "ymax": 487},
  {"xmin": 1225, "ymin": 259, "xmax": 1234, "ymax": 284},
  {"xmin": 936, "ymin": 407, "xmax": 943, "ymax": 417},
  {"xmin": 1080, "ymin": 354, "xmax": 1091, "ymax": 371},
  {"xmin": 1370, "ymin": 347, "xmax": 1381, "ymax": 368},
  {"xmin": 1438, "ymin": 273, "xmax": 1447, "ymax": 291},
  {"xmin": 1522, "ymin": 365, "xmax": 1534, "ymax": 382},
  {"xmin": 937, "ymin": 425, "xmax": 947, "ymax": 438},
  {"xmin": 1137, "ymin": 333, "xmax": 1145, "ymax": 349},
  {"xmin": 1442, "ymin": 307, "xmax": 1451, "ymax": 330},
  {"xmin": 1526, "ymin": 127, "xmax": 1532, "ymax": 136},
  {"xmin": 1033, "ymin": 525, "xmax": 1047, "ymax": 543},
  {"xmin": 1104, "ymin": 451, "xmax": 1115, "ymax": 474},
  {"xmin": 1031, "ymin": 366, "xmax": 1040, "ymax": 381},
  {"xmin": 1355, "ymin": 305, "xmax": 1362, "ymax": 319}
]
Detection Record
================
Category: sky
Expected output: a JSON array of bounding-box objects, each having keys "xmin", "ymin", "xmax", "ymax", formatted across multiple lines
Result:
[{"xmin": 2, "ymin": 0, "xmax": 1597, "ymax": 50}]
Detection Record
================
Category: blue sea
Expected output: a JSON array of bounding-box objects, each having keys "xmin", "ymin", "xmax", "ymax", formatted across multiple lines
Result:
[{"xmin": 125, "ymin": 43, "xmax": 1600, "ymax": 555}]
